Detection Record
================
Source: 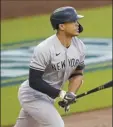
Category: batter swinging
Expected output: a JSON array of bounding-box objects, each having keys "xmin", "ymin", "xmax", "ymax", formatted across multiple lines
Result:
[{"xmin": 14, "ymin": 6, "xmax": 85, "ymax": 127}]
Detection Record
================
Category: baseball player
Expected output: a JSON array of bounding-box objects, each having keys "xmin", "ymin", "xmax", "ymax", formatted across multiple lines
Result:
[{"xmin": 14, "ymin": 6, "xmax": 85, "ymax": 127}]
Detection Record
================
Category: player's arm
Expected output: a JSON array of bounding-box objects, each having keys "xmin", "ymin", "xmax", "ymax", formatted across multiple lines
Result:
[
  {"xmin": 59, "ymin": 58, "xmax": 85, "ymax": 109},
  {"xmin": 29, "ymin": 46, "xmax": 61, "ymax": 99},
  {"xmin": 29, "ymin": 68, "xmax": 61, "ymax": 99},
  {"xmin": 58, "ymin": 63, "xmax": 85, "ymax": 111},
  {"xmin": 68, "ymin": 63, "xmax": 85, "ymax": 93},
  {"xmin": 68, "ymin": 42, "xmax": 85, "ymax": 94}
]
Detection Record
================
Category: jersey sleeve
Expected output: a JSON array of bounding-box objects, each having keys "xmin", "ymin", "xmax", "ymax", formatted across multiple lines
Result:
[
  {"xmin": 79, "ymin": 39, "xmax": 86, "ymax": 64},
  {"xmin": 29, "ymin": 45, "xmax": 50, "ymax": 71},
  {"xmin": 79, "ymin": 52, "xmax": 85, "ymax": 65},
  {"xmin": 77, "ymin": 39, "xmax": 86, "ymax": 70}
]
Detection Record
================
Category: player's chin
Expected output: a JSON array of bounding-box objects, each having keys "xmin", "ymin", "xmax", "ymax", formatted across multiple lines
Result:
[{"xmin": 73, "ymin": 32, "xmax": 80, "ymax": 36}]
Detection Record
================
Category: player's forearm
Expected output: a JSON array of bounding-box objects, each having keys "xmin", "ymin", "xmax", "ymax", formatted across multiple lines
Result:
[
  {"xmin": 29, "ymin": 68, "xmax": 61, "ymax": 99},
  {"xmin": 68, "ymin": 75, "xmax": 83, "ymax": 93}
]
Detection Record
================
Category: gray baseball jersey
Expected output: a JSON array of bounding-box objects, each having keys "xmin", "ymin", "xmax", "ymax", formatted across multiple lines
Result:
[
  {"xmin": 30, "ymin": 34, "xmax": 85, "ymax": 89},
  {"xmin": 14, "ymin": 34, "xmax": 85, "ymax": 127}
]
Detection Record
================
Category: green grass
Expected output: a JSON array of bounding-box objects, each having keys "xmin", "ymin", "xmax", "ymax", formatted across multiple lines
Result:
[
  {"xmin": 1, "ymin": 69, "xmax": 112, "ymax": 126},
  {"xmin": 1, "ymin": 85, "xmax": 20, "ymax": 126},
  {"xmin": 1, "ymin": 5, "xmax": 112, "ymax": 44}
]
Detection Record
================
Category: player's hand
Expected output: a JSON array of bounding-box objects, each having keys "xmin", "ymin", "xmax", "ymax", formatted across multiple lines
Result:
[
  {"xmin": 58, "ymin": 92, "xmax": 77, "ymax": 112},
  {"xmin": 59, "ymin": 92, "xmax": 76, "ymax": 106}
]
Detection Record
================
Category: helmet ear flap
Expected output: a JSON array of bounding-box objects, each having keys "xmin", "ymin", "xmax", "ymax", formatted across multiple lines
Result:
[{"xmin": 78, "ymin": 22, "xmax": 83, "ymax": 33}]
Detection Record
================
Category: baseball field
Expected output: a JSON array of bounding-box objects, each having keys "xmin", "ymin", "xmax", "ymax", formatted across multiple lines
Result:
[{"xmin": 1, "ymin": 2, "xmax": 112, "ymax": 127}]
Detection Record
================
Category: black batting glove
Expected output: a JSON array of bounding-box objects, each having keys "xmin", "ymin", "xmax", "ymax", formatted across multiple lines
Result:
[{"xmin": 58, "ymin": 92, "xmax": 76, "ymax": 111}]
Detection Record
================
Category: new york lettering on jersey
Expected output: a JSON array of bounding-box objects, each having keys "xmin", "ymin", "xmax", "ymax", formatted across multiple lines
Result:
[{"xmin": 51, "ymin": 58, "xmax": 80, "ymax": 71}]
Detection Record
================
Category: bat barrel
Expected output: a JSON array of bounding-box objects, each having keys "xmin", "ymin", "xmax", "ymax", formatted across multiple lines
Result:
[{"xmin": 76, "ymin": 80, "xmax": 113, "ymax": 99}]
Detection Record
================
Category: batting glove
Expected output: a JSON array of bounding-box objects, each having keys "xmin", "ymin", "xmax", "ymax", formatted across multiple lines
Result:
[{"xmin": 59, "ymin": 92, "xmax": 77, "ymax": 112}]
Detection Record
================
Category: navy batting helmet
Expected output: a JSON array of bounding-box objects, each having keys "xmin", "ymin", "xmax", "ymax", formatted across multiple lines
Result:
[{"xmin": 50, "ymin": 6, "xmax": 84, "ymax": 30}]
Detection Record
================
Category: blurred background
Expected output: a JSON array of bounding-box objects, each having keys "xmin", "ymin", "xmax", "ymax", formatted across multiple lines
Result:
[{"xmin": 1, "ymin": 0, "xmax": 112, "ymax": 127}]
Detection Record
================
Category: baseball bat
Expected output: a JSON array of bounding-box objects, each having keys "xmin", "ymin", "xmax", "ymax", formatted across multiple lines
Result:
[
  {"xmin": 76, "ymin": 80, "xmax": 113, "ymax": 99},
  {"xmin": 58, "ymin": 80, "xmax": 113, "ymax": 106}
]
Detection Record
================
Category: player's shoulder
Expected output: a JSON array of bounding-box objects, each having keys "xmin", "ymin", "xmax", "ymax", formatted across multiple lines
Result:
[
  {"xmin": 72, "ymin": 37, "xmax": 86, "ymax": 54},
  {"xmin": 73, "ymin": 36, "xmax": 85, "ymax": 45},
  {"xmin": 72, "ymin": 37, "xmax": 85, "ymax": 48},
  {"xmin": 34, "ymin": 34, "xmax": 56, "ymax": 52}
]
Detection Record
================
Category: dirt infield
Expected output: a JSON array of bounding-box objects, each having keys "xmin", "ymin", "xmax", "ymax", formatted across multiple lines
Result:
[
  {"xmin": 1, "ymin": 0, "xmax": 112, "ymax": 19},
  {"xmin": 64, "ymin": 107, "xmax": 112, "ymax": 127},
  {"xmin": 2, "ymin": 107, "xmax": 112, "ymax": 127}
]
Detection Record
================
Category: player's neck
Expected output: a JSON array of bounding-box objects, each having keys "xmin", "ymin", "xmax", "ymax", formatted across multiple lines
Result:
[{"xmin": 56, "ymin": 31, "xmax": 72, "ymax": 48}]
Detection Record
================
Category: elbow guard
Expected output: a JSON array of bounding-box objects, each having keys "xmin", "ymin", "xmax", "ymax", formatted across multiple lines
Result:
[
  {"xmin": 76, "ymin": 64, "xmax": 85, "ymax": 70},
  {"xmin": 69, "ymin": 73, "xmax": 83, "ymax": 79}
]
